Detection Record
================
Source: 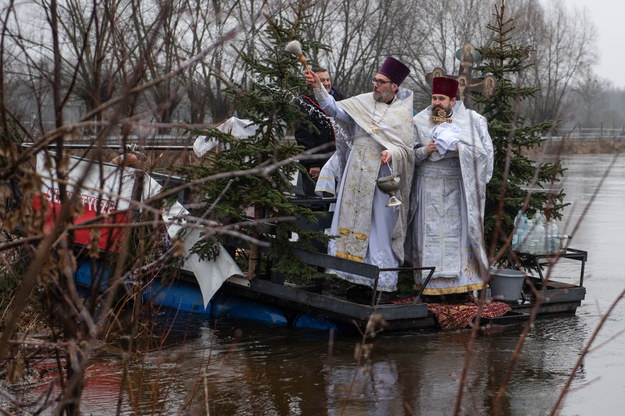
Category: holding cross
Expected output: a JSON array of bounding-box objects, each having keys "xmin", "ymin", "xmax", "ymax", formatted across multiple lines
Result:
[
  {"xmin": 430, "ymin": 108, "xmax": 453, "ymax": 125},
  {"xmin": 427, "ymin": 77, "xmax": 462, "ymax": 155},
  {"xmin": 406, "ymin": 62, "xmax": 495, "ymax": 299}
]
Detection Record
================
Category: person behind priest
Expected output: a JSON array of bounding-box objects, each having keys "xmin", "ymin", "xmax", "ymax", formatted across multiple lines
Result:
[
  {"xmin": 304, "ymin": 56, "xmax": 414, "ymax": 295},
  {"xmin": 407, "ymin": 76, "xmax": 493, "ymax": 300},
  {"xmin": 110, "ymin": 151, "xmax": 144, "ymax": 169},
  {"xmin": 294, "ymin": 67, "xmax": 343, "ymax": 197}
]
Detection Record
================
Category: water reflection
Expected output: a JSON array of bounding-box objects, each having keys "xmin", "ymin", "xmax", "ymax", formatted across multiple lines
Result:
[
  {"xmin": 12, "ymin": 154, "xmax": 625, "ymax": 415},
  {"xmin": 552, "ymin": 154, "xmax": 625, "ymax": 415}
]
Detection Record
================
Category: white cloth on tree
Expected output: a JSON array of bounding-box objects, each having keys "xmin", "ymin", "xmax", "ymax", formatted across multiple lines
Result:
[{"xmin": 193, "ymin": 117, "xmax": 258, "ymax": 157}]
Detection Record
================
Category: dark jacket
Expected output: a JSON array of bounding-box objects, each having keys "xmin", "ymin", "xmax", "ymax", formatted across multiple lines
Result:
[{"xmin": 294, "ymin": 87, "xmax": 343, "ymax": 169}]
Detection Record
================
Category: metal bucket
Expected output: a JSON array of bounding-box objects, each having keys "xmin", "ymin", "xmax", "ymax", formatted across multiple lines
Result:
[{"xmin": 489, "ymin": 269, "xmax": 526, "ymax": 302}]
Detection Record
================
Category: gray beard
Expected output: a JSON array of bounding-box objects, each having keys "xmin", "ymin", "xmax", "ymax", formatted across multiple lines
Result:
[{"xmin": 373, "ymin": 90, "xmax": 393, "ymax": 103}]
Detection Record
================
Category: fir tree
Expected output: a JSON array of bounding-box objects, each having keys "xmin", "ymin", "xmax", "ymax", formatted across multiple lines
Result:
[
  {"xmin": 474, "ymin": 0, "xmax": 567, "ymax": 268},
  {"xmin": 183, "ymin": 4, "xmax": 329, "ymax": 283}
]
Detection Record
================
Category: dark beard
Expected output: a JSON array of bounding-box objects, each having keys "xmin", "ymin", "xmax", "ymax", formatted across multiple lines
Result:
[{"xmin": 431, "ymin": 105, "xmax": 450, "ymax": 116}]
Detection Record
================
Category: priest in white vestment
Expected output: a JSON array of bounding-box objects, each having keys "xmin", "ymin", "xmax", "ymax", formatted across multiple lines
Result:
[
  {"xmin": 408, "ymin": 77, "xmax": 493, "ymax": 296},
  {"xmin": 305, "ymin": 57, "xmax": 414, "ymax": 292}
]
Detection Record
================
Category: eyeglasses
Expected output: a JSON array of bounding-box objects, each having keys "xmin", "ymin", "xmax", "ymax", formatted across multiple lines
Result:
[{"xmin": 372, "ymin": 78, "xmax": 392, "ymax": 85}]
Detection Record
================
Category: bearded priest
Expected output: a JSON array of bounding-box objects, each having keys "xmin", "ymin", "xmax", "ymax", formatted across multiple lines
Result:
[
  {"xmin": 407, "ymin": 76, "xmax": 494, "ymax": 299},
  {"xmin": 305, "ymin": 57, "xmax": 414, "ymax": 294}
]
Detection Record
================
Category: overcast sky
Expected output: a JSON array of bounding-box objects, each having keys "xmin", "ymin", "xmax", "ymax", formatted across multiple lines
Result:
[{"xmin": 562, "ymin": 0, "xmax": 624, "ymax": 88}]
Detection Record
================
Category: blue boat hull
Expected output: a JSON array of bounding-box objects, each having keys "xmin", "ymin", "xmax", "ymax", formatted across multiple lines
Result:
[{"xmin": 74, "ymin": 260, "xmax": 338, "ymax": 331}]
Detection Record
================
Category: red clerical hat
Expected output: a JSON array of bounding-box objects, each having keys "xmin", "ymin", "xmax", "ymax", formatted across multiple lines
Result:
[
  {"xmin": 378, "ymin": 57, "xmax": 410, "ymax": 86},
  {"xmin": 432, "ymin": 77, "xmax": 459, "ymax": 98}
]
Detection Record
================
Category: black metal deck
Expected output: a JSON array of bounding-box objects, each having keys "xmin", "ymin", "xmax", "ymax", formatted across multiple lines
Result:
[
  {"xmin": 217, "ymin": 246, "xmax": 588, "ymax": 332},
  {"xmin": 223, "ymin": 278, "xmax": 432, "ymax": 330}
]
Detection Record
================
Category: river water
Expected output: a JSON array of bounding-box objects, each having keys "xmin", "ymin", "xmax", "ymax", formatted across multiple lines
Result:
[{"xmin": 21, "ymin": 154, "xmax": 625, "ymax": 415}]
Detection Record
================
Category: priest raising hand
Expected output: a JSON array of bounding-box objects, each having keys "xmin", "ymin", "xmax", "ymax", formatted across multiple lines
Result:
[{"xmin": 305, "ymin": 57, "xmax": 415, "ymax": 294}]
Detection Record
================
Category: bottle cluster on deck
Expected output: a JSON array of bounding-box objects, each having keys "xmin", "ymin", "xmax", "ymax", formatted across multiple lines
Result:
[{"xmin": 511, "ymin": 210, "xmax": 569, "ymax": 255}]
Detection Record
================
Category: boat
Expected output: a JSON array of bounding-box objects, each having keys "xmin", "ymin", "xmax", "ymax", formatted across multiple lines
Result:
[
  {"xmin": 39, "ymin": 152, "xmax": 587, "ymax": 334},
  {"xmin": 73, "ymin": 243, "xmax": 587, "ymax": 333}
]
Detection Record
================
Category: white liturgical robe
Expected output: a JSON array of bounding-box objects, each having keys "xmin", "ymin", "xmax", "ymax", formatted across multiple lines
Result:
[
  {"xmin": 408, "ymin": 101, "xmax": 493, "ymax": 295},
  {"xmin": 314, "ymin": 86, "xmax": 414, "ymax": 292}
]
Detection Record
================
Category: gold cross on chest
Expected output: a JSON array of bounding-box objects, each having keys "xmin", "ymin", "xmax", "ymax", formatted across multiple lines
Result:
[
  {"xmin": 370, "ymin": 101, "xmax": 391, "ymax": 134},
  {"xmin": 430, "ymin": 108, "xmax": 452, "ymax": 125},
  {"xmin": 430, "ymin": 114, "xmax": 452, "ymax": 124}
]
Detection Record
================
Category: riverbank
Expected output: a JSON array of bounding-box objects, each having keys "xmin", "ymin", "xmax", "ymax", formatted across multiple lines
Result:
[{"xmin": 538, "ymin": 137, "xmax": 625, "ymax": 155}]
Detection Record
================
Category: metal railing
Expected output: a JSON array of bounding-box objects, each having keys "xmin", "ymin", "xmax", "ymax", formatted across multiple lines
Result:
[
  {"xmin": 24, "ymin": 129, "xmax": 625, "ymax": 149},
  {"xmin": 27, "ymin": 135, "xmax": 299, "ymax": 150},
  {"xmin": 546, "ymin": 128, "xmax": 625, "ymax": 141}
]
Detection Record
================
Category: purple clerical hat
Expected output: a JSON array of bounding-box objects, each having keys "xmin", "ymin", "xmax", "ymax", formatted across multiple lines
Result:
[{"xmin": 378, "ymin": 57, "xmax": 410, "ymax": 86}]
